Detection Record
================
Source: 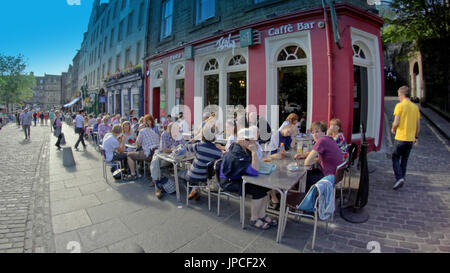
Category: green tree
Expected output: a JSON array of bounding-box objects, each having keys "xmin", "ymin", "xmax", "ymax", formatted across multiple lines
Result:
[
  {"xmin": 382, "ymin": 0, "xmax": 450, "ymax": 45},
  {"xmin": 0, "ymin": 54, "xmax": 36, "ymax": 107}
]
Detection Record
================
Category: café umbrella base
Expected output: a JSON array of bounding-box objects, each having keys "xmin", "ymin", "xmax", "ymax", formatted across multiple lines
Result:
[{"xmin": 340, "ymin": 206, "xmax": 369, "ymax": 223}]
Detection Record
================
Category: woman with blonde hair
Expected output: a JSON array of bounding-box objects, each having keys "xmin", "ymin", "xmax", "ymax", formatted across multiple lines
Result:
[{"xmin": 327, "ymin": 118, "xmax": 348, "ymax": 160}]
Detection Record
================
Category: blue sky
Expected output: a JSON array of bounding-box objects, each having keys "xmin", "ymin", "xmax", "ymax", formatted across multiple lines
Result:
[{"xmin": 0, "ymin": 0, "xmax": 107, "ymax": 76}]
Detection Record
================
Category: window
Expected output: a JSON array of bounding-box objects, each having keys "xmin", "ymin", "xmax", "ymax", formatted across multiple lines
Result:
[
  {"xmin": 102, "ymin": 64, "xmax": 105, "ymax": 79},
  {"xmin": 106, "ymin": 10, "xmax": 110, "ymax": 26},
  {"xmin": 196, "ymin": 0, "xmax": 215, "ymax": 24},
  {"xmin": 113, "ymin": 1, "xmax": 118, "ymax": 18},
  {"xmin": 353, "ymin": 45, "xmax": 366, "ymax": 59},
  {"xmin": 121, "ymin": 0, "xmax": 126, "ymax": 10},
  {"xmin": 138, "ymin": 1, "xmax": 145, "ymax": 27},
  {"xmin": 104, "ymin": 36, "xmax": 108, "ymax": 53},
  {"xmin": 135, "ymin": 41, "xmax": 141, "ymax": 65},
  {"xmin": 118, "ymin": 20, "xmax": 124, "ymax": 41},
  {"xmin": 254, "ymin": 0, "xmax": 268, "ymax": 3},
  {"xmin": 228, "ymin": 55, "xmax": 246, "ymax": 66},
  {"xmin": 116, "ymin": 54, "xmax": 121, "ymax": 72},
  {"xmin": 204, "ymin": 58, "xmax": 219, "ymax": 71},
  {"xmin": 161, "ymin": 0, "xmax": 173, "ymax": 39},
  {"xmin": 277, "ymin": 45, "xmax": 306, "ymax": 61},
  {"xmin": 110, "ymin": 28, "xmax": 115, "ymax": 48},
  {"xmin": 108, "ymin": 58, "xmax": 112, "ymax": 75},
  {"xmin": 127, "ymin": 11, "xmax": 134, "ymax": 36},
  {"xmin": 125, "ymin": 47, "xmax": 131, "ymax": 69}
]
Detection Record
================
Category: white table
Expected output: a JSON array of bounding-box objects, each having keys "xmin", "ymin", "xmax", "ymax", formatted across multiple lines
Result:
[
  {"xmin": 242, "ymin": 155, "xmax": 308, "ymax": 243},
  {"xmin": 154, "ymin": 152, "xmax": 195, "ymax": 202}
]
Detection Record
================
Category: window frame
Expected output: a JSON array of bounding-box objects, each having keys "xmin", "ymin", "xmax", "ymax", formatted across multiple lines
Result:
[
  {"xmin": 160, "ymin": 0, "xmax": 174, "ymax": 40},
  {"xmin": 196, "ymin": 0, "xmax": 216, "ymax": 25}
]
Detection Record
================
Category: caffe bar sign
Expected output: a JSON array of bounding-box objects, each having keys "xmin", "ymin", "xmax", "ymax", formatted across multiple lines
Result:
[
  {"xmin": 268, "ymin": 21, "xmax": 315, "ymax": 36},
  {"xmin": 216, "ymin": 34, "xmax": 236, "ymax": 55}
]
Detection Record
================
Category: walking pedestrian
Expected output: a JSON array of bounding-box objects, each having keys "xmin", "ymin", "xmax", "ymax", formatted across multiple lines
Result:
[
  {"xmin": 391, "ymin": 86, "xmax": 420, "ymax": 190},
  {"xmin": 54, "ymin": 111, "xmax": 63, "ymax": 150},
  {"xmin": 20, "ymin": 108, "xmax": 33, "ymax": 140},
  {"xmin": 33, "ymin": 111, "xmax": 37, "ymax": 126},
  {"xmin": 74, "ymin": 109, "xmax": 87, "ymax": 151},
  {"xmin": 49, "ymin": 110, "xmax": 55, "ymax": 132},
  {"xmin": 39, "ymin": 111, "xmax": 44, "ymax": 125},
  {"xmin": 44, "ymin": 111, "xmax": 49, "ymax": 126},
  {"xmin": 16, "ymin": 112, "xmax": 21, "ymax": 127}
]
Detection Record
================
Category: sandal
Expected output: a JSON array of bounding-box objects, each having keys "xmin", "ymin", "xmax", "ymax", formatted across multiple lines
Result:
[
  {"xmin": 124, "ymin": 174, "xmax": 138, "ymax": 181},
  {"xmin": 250, "ymin": 219, "xmax": 271, "ymax": 230},
  {"xmin": 260, "ymin": 216, "xmax": 278, "ymax": 227}
]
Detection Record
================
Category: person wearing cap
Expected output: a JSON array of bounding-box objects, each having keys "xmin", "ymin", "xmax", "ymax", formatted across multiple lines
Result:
[
  {"xmin": 173, "ymin": 121, "xmax": 222, "ymax": 201},
  {"xmin": 150, "ymin": 122, "xmax": 186, "ymax": 198},
  {"xmin": 74, "ymin": 109, "xmax": 87, "ymax": 151},
  {"xmin": 219, "ymin": 128, "xmax": 277, "ymax": 230}
]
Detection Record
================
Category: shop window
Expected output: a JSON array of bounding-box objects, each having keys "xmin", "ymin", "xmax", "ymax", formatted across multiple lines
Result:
[
  {"xmin": 277, "ymin": 46, "xmax": 306, "ymax": 61},
  {"xmin": 227, "ymin": 71, "xmax": 247, "ymax": 107},
  {"xmin": 228, "ymin": 55, "xmax": 246, "ymax": 66},
  {"xmin": 176, "ymin": 65, "xmax": 185, "ymax": 75},
  {"xmin": 278, "ymin": 66, "xmax": 307, "ymax": 127},
  {"xmin": 204, "ymin": 75, "xmax": 219, "ymax": 108},
  {"xmin": 204, "ymin": 58, "xmax": 219, "ymax": 71}
]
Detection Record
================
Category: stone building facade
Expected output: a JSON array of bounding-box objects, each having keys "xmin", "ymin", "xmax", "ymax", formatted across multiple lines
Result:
[{"xmin": 27, "ymin": 74, "xmax": 62, "ymax": 111}]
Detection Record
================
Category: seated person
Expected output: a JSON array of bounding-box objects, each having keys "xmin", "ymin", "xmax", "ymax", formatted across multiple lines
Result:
[
  {"xmin": 131, "ymin": 117, "xmax": 140, "ymax": 133},
  {"xmin": 247, "ymin": 112, "xmax": 272, "ymax": 144},
  {"xmin": 269, "ymin": 113, "xmax": 299, "ymax": 154},
  {"xmin": 92, "ymin": 117, "xmax": 101, "ymax": 145},
  {"xmin": 150, "ymin": 122, "xmax": 186, "ymax": 198},
  {"xmin": 295, "ymin": 121, "xmax": 343, "ymax": 191},
  {"xmin": 218, "ymin": 119, "xmax": 237, "ymax": 153},
  {"xmin": 122, "ymin": 121, "xmax": 137, "ymax": 152},
  {"xmin": 126, "ymin": 114, "xmax": 160, "ymax": 180},
  {"xmin": 172, "ymin": 122, "xmax": 222, "ymax": 200},
  {"xmin": 102, "ymin": 124, "xmax": 127, "ymax": 172},
  {"xmin": 98, "ymin": 116, "xmax": 112, "ymax": 144},
  {"xmin": 327, "ymin": 118, "xmax": 349, "ymax": 160},
  {"xmin": 219, "ymin": 128, "xmax": 277, "ymax": 230}
]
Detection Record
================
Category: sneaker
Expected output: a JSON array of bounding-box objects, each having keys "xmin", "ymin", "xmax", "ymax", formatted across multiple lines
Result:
[
  {"xmin": 155, "ymin": 188, "xmax": 163, "ymax": 199},
  {"xmin": 393, "ymin": 178, "xmax": 404, "ymax": 190}
]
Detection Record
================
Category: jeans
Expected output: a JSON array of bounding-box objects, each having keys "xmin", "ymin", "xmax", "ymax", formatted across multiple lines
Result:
[
  {"xmin": 75, "ymin": 127, "xmax": 86, "ymax": 148},
  {"xmin": 392, "ymin": 140, "xmax": 413, "ymax": 181},
  {"xmin": 22, "ymin": 125, "xmax": 31, "ymax": 138}
]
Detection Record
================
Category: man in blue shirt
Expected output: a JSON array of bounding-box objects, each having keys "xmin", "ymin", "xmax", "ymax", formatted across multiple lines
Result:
[{"xmin": 74, "ymin": 109, "xmax": 87, "ymax": 151}]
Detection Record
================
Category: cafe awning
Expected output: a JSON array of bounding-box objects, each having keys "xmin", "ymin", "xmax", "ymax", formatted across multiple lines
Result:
[{"xmin": 63, "ymin": 97, "xmax": 81, "ymax": 108}]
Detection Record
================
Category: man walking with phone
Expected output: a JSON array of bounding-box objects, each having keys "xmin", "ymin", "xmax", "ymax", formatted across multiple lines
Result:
[{"xmin": 391, "ymin": 86, "xmax": 420, "ymax": 190}]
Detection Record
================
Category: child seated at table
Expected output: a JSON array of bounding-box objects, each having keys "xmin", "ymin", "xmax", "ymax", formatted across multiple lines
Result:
[{"xmin": 327, "ymin": 118, "xmax": 349, "ymax": 160}]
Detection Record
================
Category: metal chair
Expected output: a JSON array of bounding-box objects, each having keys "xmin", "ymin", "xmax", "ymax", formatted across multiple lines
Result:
[
  {"xmin": 214, "ymin": 159, "xmax": 242, "ymax": 222},
  {"xmin": 186, "ymin": 161, "xmax": 215, "ymax": 210},
  {"xmin": 100, "ymin": 145, "xmax": 122, "ymax": 184},
  {"xmin": 281, "ymin": 161, "xmax": 347, "ymax": 250}
]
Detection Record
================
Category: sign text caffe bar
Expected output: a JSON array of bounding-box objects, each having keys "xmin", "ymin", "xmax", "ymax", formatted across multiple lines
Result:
[{"xmin": 144, "ymin": 4, "xmax": 384, "ymax": 152}]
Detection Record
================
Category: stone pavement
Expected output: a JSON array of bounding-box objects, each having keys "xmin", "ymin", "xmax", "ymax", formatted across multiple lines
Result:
[
  {"xmin": 1, "ymin": 98, "xmax": 449, "ymax": 253},
  {"xmin": 0, "ymin": 122, "xmax": 54, "ymax": 253}
]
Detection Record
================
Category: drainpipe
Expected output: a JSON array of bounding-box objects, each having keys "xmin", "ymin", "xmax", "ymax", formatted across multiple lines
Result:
[{"xmin": 322, "ymin": 0, "xmax": 334, "ymax": 122}]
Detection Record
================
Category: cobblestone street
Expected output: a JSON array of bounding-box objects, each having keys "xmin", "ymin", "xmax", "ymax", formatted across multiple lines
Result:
[
  {"xmin": 0, "ymin": 98, "xmax": 449, "ymax": 253},
  {"xmin": 0, "ymin": 123, "xmax": 53, "ymax": 253}
]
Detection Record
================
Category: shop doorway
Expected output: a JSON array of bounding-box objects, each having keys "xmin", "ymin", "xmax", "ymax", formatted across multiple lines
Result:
[
  {"xmin": 153, "ymin": 87, "xmax": 160, "ymax": 121},
  {"xmin": 353, "ymin": 65, "xmax": 368, "ymax": 134},
  {"xmin": 204, "ymin": 74, "xmax": 219, "ymax": 114},
  {"xmin": 175, "ymin": 79, "xmax": 185, "ymax": 114},
  {"xmin": 277, "ymin": 65, "xmax": 307, "ymax": 126}
]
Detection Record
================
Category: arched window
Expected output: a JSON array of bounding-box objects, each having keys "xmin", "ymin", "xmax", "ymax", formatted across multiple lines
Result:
[
  {"xmin": 277, "ymin": 45, "xmax": 306, "ymax": 61},
  {"xmin": 176, "ymin": 65, "xmax": 185, "ymax": 76},
  {"xmin": 228, "ymin": 55, "xmax": 246, "ymax": 66},
  {"xmin": 156, "ymin": 69, "xmax": 163, "ymax": 79},
  {"xmin": 353, "ymin": 44, "xmax": 366, "ymax": 59},
  {"xmin": 204, "ymin": 58, "xmax": 219, "ymax": 71}
]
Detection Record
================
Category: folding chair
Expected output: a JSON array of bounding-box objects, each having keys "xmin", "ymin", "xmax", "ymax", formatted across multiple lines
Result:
[
  {"xmin": 214, "ymin": 159, "xmax": 242, "ymax": 222},
  {"xmin": 281, "ymin": 161, "xmax": 347, "ymax": 250},
  {"xmin": 186, "ymin": 161, "xmax": 215, "ymax": 210},
  {"xmin": 100, "ymin": 145, "xmax": 122, "ymax": 183}
]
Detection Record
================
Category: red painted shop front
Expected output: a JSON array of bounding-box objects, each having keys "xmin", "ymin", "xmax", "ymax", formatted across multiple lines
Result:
[{"xmin": 144, "ymin": 4, "xmax": 384, "ymax": 152}]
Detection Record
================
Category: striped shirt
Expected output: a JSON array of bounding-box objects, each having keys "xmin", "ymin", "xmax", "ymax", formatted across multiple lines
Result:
[{"xmin": 185, "ymin": 141, "xmax": 222, "ymax": 182}]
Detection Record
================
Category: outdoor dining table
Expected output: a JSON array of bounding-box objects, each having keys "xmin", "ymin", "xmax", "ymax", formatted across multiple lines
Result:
[
  {"xmin": 125, "ymin": 143, "xmax": 138, "ymax": 151},
  {"xmin": 154, "ymin": 151, "xmax": 196, "ymax": 202},
  {"xmin": 241, "ymin": 153, "xmax": 308, "ymax": 243}
]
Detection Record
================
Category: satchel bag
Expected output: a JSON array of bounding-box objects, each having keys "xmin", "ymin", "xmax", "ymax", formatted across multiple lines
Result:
[{"xmin": 159, "ymin": 177, "xmax": 176, "ymax": 194}]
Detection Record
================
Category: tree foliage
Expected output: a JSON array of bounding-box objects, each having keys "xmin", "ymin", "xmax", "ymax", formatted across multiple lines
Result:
[
  {"xmin": 0, "ymin": 53, "xmax": 35, "ymax": 105},
  {"xmin": 382, "ymin": 0, "xmax": 450, "ymax": 44}
]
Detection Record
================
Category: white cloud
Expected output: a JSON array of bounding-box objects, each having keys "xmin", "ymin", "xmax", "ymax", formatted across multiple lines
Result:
[{"xmin": 67, "ymin": 0, "xmax": 81, "ymax": 6}]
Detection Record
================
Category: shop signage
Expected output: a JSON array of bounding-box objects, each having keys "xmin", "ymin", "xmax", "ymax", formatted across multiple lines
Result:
[
  {"xmin": 240, "ymin": 28, "xmax": 253, "ymax": 47},
  {"xmin": 216, "ymin": 34, "xmax": 236, "ymax": 55},
  {"xmin": 268, "ymin": 21, "xmax": 316, "ymax": 37},
  {"xmin": 170, "ymin": 53, "xmax": 182, "ymax": 61}
]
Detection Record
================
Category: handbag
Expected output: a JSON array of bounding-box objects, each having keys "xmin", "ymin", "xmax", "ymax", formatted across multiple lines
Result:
[{"xmin": 159, "ymin": 177, "xmax": 176, "ymax": 194}]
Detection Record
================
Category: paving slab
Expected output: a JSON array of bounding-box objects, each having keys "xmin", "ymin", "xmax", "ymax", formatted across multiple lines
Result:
[
  {"xmin": 51, "ymin": 194, "xmax": 101, "ymax": 216},
  {"xmin": 52, "ymin": 209, "xmax": 92, "ymax": 234},
  {"xmin": 86, "ymin": 199, "xmax": 145, "ymax": 224}
]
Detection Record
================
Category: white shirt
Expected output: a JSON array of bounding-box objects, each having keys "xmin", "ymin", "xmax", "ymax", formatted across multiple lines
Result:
[
  {"xmin": 102, "ymin": 133, "xmax": 119, "ymax": 162},
  {"xmin": 75, "ymin": 114, "xmax": 84, "ymax": 128},
  {"xmin": 225, "ymin": 135, "xmax": 237, "ymax": 151},
  {"xmin": 179, "ymin": 119, "xmax": 190, "ymax": 133}
]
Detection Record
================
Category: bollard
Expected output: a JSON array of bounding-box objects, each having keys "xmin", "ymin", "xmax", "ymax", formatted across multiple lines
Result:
[{"xmin": 62, "ymin": 147, "xmax": 76, "ymax": 167}]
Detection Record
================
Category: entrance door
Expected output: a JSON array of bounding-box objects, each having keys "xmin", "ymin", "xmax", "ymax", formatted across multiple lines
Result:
[
  {"xmin": 353, "ymin": 65, "xmax": 368, "ymax": 134},
  {"xmin": 277, "ymin": 66, "xmax": 307, "ymax": 127},
  {"xmin": 153, "ymin": 87, "xmax": 160, "ymax": 121}
]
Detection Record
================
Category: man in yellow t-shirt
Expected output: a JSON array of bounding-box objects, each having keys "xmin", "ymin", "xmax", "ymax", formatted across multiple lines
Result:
[{"xmin": 391, "ymin": 86, "xmax": 420, "ymax": 190}]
